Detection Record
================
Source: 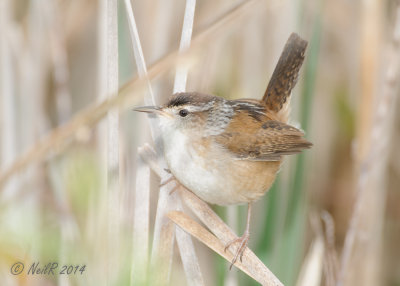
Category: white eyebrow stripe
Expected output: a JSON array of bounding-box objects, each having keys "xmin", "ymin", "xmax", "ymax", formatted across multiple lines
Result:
[{"xmin": 184, "ymin": 101, "xmax": 215, "ymax": 112}]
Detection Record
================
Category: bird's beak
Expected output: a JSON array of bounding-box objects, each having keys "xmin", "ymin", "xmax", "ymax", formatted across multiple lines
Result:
[{"xmin": 132, "ymin": 106, "xmax": 171, "ymax": 117}]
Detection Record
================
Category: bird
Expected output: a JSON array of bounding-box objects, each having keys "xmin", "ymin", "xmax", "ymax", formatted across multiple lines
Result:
[{"xmin": 134, "ymin": 33, "xmax": 312, "ymax": 267}]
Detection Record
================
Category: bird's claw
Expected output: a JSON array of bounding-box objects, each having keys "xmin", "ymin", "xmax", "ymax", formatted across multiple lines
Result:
[{"xmin": 224, "ymin": 231, "xmax": 250, "ymax": 270}]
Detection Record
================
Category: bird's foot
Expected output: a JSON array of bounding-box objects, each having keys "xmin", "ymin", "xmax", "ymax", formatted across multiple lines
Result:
[
  {"xmin": 160, "ymin": 175, "xmax": 174, "ymax": 187},
  {"xmin": 224, "ymin": 230, "xmax": 250, "ymax": 270},
  {"xmin": 168, "ymin": 183, "xmax": 180, "ymax": 195},
  {"xmin": 159, "ymin": 171, "xmax": 180, "ymax": 195}
]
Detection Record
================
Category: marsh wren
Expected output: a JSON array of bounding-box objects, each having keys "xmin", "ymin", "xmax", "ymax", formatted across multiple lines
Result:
[{"xmin": 134, "ymin": 33, "xmax": 312, "ymax": 267}]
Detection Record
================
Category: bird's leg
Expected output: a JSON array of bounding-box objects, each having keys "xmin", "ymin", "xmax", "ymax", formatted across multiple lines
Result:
[
  {"xmin": 160, "ymin": 175, "xmax": 174, "ymax": 187},
  {"xmin": 224, "ymin": 203, "xmax": 252, "ymax": 269},
  {"xmin": 160, "ymin": 168, "xmax": 176, "ymax": 187},
  {"xmin": 160, "ymin": 169, "xmax": 181, "ymax": 195},
  {"xmin": 168, "ymin": 183, "xmax": 181, "ymax": 195}
]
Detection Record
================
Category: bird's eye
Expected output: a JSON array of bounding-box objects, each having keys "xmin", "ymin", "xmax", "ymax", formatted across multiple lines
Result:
[{"xmin": 178, "ymin": 109, "xmax": 189, "ymax": 117}]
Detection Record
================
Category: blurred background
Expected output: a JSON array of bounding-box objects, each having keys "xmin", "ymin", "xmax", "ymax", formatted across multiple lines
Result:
[{"xmin": 0, "ymin": 0, "xmax": 399, "ymax": 285}]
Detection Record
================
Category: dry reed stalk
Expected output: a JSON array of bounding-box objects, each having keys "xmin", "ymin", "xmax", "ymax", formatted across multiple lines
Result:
[
  {"xmin": 121, "ymin": 1, "xmax": 154, "ymax": 284},
  {"xmin": 338, "ymin": 4, "xmax": 400, "ymax": 286},
  {"xmin": 320, "ymin": 211, "xmax": 338, "ymax": 286},
  {"xmin": 46, "ymin": 0, "xmax": 72, "ymax": 124},
  {"xmin": 97, "ymin": 0, "xmax": 120, "ymax": 283},
  {"xmin": 173, "ymin": 0, "xmax": 196, "ymax": 94},
  {"xmin": 106, "ymin": 0, "xmax": 120, "ymax": 281},
  {"xmin": 356, "ymin": 0, "xmax": 381, "ymax": 162},
  {"xmin": 150, "ymin": 181, "xmax": 179, "ymax": 285},
  {"xmin": 175, "ymin": 217, "xmax": 204, "ymax": 286},
  {"xmin": 0, "ymin": 0, "xmax": 17, "ymax": 197},
  {"xmin": 0, "ymin": 0, "xmax": 261, "ymax": 190},
  {"xmin": 297, "ymin": 211, "xmax": 338, "ymax": 286},
  {"xmin": 94, "ymin": 0, "xmax": 109, "ymax": 284},
  {"xmin": 295, "ymin": 234, "xmax": 324, "ymax": 286},
  {"xmin": 123, "ymin": 0, "xmax": 155, "ymax": 105},
  {"xmin": 131, "ymin": 153, "xmax": 150, "ymax": 285},
  {"xmin": 225, "ymin": 205, "xmax": 239, "ymax": 286}
]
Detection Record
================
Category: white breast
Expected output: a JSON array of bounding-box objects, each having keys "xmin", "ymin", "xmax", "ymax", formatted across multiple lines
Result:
[{"xmin": 162, "ymin": 129, "xmax": 241, "ymax": 205}]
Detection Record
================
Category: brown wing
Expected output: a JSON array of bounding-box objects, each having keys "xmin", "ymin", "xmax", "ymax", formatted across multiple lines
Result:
[
  {"xmin": 262, "ymin": 33, "xmax": 307, "ymax": 114},
  {"xmin": 213, "ymin": 102, "xmax": 312, "ymax": 161}
]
